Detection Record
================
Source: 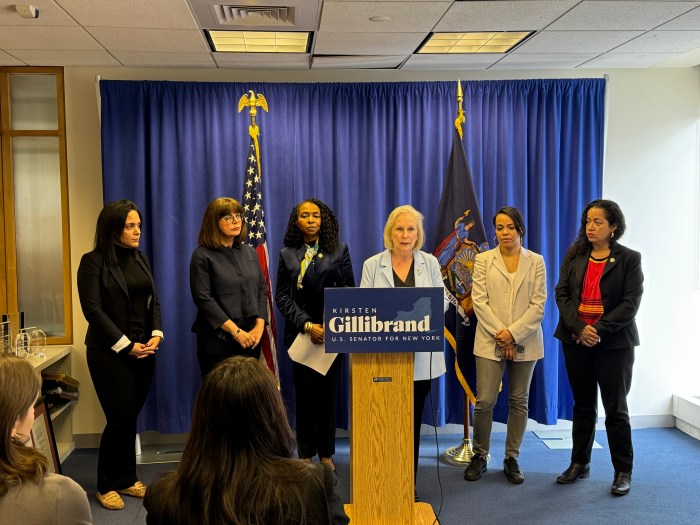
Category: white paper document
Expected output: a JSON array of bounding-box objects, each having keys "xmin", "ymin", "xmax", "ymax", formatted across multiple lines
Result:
[{"xmin": 288, "ymin": 333, "xmax": 337, "ymax": 376}]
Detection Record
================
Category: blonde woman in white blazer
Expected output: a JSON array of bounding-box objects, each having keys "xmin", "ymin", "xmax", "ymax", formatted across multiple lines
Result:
[
  {"xmin": 464, "ymin": 206, "xmax": 546, "ymax": 485},
  {"xmin": 360, "ymin": 205, "xmax": 446, "ymax": 500}
]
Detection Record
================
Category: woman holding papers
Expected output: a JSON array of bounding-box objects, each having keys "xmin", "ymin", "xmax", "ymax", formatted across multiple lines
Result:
[
  {"xmin": 276, "ymin": 198, "xmax": 355, "ymax": 472},
  {"xmin": 190, "ymin": 197, "xmax": 268, "ymax": 378},
  {"xmin": 464, "ymin": 206, "xmax": 546, "ymax": 485},
  {"xmin": 359, "ymin": 205, "xmax": 446, "ymax": 499}
]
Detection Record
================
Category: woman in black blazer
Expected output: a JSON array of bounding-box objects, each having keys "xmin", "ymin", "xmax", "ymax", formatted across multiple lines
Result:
[
  {"xmin": 554, "ymin": 199, "xmax": 643, "ymax": 496},
  {"xmin": 276, "ymin": 198, "xmax": 354, "ymax": 471},
  {"xmin": 77, "ymin": 200, "xmax": 163, "ymax": 510}
]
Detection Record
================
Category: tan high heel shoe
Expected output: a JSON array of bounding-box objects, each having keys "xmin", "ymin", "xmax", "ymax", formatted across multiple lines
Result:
[{"xmin": 96, "ymin": 491, "xmax": 125, "ymax": 510}]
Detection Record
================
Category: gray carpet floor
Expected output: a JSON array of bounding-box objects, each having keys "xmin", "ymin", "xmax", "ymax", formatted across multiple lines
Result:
[{"xmin": 62, "ymin": 427, "xmax": 700, "ymax": 524}]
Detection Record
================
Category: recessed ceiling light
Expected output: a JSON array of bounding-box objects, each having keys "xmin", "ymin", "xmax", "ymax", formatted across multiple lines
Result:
[
  {"xmin": 418, "ymin": 31, "xmax": 531, "ymax": 54},
  {"xmin": 208, "ymin": 30, "xmax": 311, "ymax": 53},
  {"xmin": 369, "ymin": 16, "xmax": 391, "ymax": 22}
]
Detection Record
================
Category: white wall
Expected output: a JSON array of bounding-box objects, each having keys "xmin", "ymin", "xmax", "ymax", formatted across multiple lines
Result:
[{"xmin": 63, "ymin": 65, "xmax": 700, "ymax": 436}]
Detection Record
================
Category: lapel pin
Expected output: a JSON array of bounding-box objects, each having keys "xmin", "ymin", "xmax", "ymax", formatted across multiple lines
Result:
[
  {"xmin": 610, "ymin": 258, "xmax": 615, "ymax": 263},
  {"xmin": 317, "ymin": 253, "xmax": 323, "ymax": 259},
  {"xmin": 417, "ymin": 268, "xmax": 423, "ymax": 275}
]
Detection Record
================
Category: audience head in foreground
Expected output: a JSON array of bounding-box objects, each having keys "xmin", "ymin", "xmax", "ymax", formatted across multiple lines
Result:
[
  {"xmin": 145, "ymin": 356, "xmax": 349, "ymax": 525},
  {"xmin": 0, "ymin": 356, "xmax": 92, "ymax": 524}
]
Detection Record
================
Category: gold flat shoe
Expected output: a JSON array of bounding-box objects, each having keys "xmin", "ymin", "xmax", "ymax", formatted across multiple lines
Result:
[
  {"xmin": 96, "ymin": 491, "xmax": 125, "ymax": 510},
  {"xmin": 117, "ymin": 481, "xmax": 147, "ymax": 498}
]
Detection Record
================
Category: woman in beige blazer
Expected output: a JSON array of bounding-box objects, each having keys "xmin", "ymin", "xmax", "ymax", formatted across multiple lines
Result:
[{"xmin": 463, "ymin": 206, "xmax": 546, "ymax": 485}]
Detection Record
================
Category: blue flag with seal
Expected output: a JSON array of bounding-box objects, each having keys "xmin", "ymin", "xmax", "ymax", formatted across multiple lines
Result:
[{"xmin": 433, "ymin": 95, "xmax": 489, "ymax": 405}]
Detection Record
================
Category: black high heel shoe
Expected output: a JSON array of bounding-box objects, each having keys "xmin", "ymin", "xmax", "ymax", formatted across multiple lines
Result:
[{"xmin": 556, "ymin": 463, "xmax": 590, "ymax": 484}]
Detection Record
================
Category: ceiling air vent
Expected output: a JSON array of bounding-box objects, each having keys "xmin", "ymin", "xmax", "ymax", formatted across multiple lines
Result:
[{"xmin": 213, "ymin": 5, "xmax": 297, "ymax": 27}]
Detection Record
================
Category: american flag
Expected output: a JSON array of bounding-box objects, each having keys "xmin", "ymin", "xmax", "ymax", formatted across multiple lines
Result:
[{"xmin": 242, "ymin": 129, "xmax": 279, "ymax": 379}]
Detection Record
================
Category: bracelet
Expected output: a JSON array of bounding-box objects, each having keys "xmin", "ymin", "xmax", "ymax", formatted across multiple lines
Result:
[{"xmin": 304, "ymin": 322, "xmax": 312, "ymax": 334}]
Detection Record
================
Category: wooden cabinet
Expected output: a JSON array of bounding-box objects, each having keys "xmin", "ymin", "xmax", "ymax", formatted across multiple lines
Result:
[{"xmin": 31, "ymin": 346, "xmax": 75, "ymax": 462}]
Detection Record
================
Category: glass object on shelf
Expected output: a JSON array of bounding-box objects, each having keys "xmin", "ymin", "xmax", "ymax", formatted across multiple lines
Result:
[
  {"xmin": 30, "ymin": 329, "xmax": 46, "ymax": 358},
  {"xmin": 10, "ymin": 74, "xmax": 58, "ymax": 130},
  {"xmin": 15, "ymin": 331, "xmax": 31, "ymax": 358},
  {"xmin": 1, "ymin": 322, "xmax": 11, "ymax": 356}
]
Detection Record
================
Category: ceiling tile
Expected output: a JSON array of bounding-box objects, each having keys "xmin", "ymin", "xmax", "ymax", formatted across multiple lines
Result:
[
  {"xmin": 319, "ymin": 1, "xmax": 451, "ymax": 33},
  {"xmin": 0, "ymin": 1, "xmax": 77, "ymax": 26},
  {"xmin": 548, "ymin": 1, "xmax": 699, "ymax": 31},
  {"xmin": 213, "ymin": 52, "xmax": 310, "ymax": 69},
  {"xmin": 0, "ymin": 49, "xmax": 24, "ymax": 66},
  {"xmin": 657, "ymin": 5, "xmax": 700, "ymax": 30},
  {"xmin": 0, "ymin": 26, "xmax": 103, "ymax": 50},
  {"xmin": 435, "ymin": 1, "xmax": 579, "ymax": 32},
  {"xmin": 514, "ymin": 30, "xmax": 643, "ymax": 54},
  {"xmin": 112, "ymin": 51, "xmax": 216, "ymax": 68},
  {"xmin": 402, "ymin": 53, "xmax": 502, "ymax": 70},
  {"xmin": 311, "ymin": 55, "xmax": 406, "ymax": 68},
  {"xmin": 491, "ymin": 53, "xmax": 597, "ymax": 69},
  {"xmin": 87, "ymin": 28, "xmax": 210, "ymax": 52},
  {"xmin": 7, "ymin": 49, "xmax": 121, "ymax": 66},
  {"xmin": 578, "ymin": 52, "xmax": 683, "ymax": 68},
  {"xmin": 613, "ymin": 30, "xmax": 700, "ymax": 52},
  {"xmin": 314, "ymin": 32, "xmax": 425, "ymax": 54},
  {"xmin": 56, "ymin": 0, "xmax": 199, "ymax": 29}
]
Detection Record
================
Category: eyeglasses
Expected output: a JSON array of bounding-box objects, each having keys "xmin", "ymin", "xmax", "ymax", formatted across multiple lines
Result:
[
  {"xmin": 123, "ymin": 222, "xmax": 141, "ymax": 231},
  {"xmin": 220, "ymin": 214, "xmax": 243, "ymax": 224}
]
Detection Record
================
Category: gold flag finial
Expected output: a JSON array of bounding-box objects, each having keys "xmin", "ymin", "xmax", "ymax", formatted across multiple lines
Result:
[
  {"xmin": 455, "ymin": 78, "xmax": 466, "ymax": 139},
  {"xmin": 238, "ymin": 90, "xmax": 269, "ymax": 127}
]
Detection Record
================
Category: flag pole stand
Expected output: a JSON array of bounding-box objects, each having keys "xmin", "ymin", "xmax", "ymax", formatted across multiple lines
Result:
[{"xmin": 440, "ymin": 393, "xmax": 475, "ymax": 466}]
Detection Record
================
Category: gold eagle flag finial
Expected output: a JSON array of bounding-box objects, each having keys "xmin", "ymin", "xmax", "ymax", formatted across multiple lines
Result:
[
  {"xmin": 455, "ymin": 78, "xmax": 465, "ymax": 139},
  {"xmin": 238, "ymin": 90, "xmax": 268, "ymax": 128}
]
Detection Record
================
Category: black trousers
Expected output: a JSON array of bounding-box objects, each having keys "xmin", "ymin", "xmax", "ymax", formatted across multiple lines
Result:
[
  {"xmin": 87, "ymin": 347, "xmax": 154, "ymax": 494},
  {"xmin": 196, "ymin": 334, "xmax": 261, "ymax": 378},
  {"xmin": 414, "ymin": 379, "xmax": 432, "ymax": 478},
  {"xmin": 563, "ymin": 342, "xmax": 635, "ymax": 473},
  {"xmin": 293, "ymin": 356, "xmax": 342, "ymax": 459}
]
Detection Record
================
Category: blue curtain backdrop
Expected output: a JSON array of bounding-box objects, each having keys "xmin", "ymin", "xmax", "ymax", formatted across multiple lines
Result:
[{"xmin": 99, "ymin": 79, "xmax": 604, "ymax": 434}]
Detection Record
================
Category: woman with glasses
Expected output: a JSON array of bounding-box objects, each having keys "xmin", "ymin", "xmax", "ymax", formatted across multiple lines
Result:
[
  {"xmin": 276, "ymin": 198, "xmax": 355, "ymax": 471},
  {"xmin": 190, "ymin": 197, "xmax": 268, "ymax": 378},
  {"xmin": 77, "ymin": 199, "xmax": 163, "ymax": 510},
  {"xmin": 0, "ymin": 357, "xmax": 92, "ymax": 524}
]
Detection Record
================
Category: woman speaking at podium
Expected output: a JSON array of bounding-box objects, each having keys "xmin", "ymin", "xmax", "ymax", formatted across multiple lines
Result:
[
  {"xmin": 276, "ymin": 198, "xmax": 355, "ymax": 472},
  {"xmin": 359, "ymin": 205, "xmax": 446, "ymax": 499}
]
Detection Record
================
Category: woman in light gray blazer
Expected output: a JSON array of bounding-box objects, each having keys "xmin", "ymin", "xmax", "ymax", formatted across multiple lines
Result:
[
  {"xmin": 463, "ymin": 206, "xmax": 546, "ymax": 485},
  {"xmin": 359, "ymin": 205, "xmax": 446, "ymax": 499}
]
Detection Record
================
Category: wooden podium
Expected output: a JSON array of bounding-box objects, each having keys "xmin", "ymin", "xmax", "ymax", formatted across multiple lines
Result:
[{"xmin": 343, "ymin": 352, "xmax": 437, "ymax": 524}]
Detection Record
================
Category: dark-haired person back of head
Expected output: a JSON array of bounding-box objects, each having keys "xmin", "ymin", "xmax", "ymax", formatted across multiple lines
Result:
[
  {"xmin": 0, "ymin": 357, "xmax": 92, "ymax": 524},
  {"xmin": 190, "ymin": 197, "xmax": 269, "ymax": 378},
  {"xmin": 554, "ymin": 199, "xmax": 643, "ymax": 496},
  {"xmin": 77, "ymin": 199, "xmax": 164, "ymax": 510},
  {"xmin": 144, "ymin": 356, "xmax": 350, "ymax": 525},
  {"xmin": 276, "ymin": 198, "xmax": 355, "ymax": 472}
]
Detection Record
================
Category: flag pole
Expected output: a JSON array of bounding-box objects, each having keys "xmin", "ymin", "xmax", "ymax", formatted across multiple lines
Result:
[
  {"xmin": 237, "ymin": 91, "xmax": 280, "ymax": 380},
  {"xmin": 440, "ymin": 78, "xmax": 476, "ymax": 467}
]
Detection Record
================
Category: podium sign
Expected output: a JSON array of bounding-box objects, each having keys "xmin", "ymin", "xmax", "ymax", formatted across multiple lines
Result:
[
  {"xmin": 326, "ymin": 287, "xmax": 443, "ymax": 524},
  {"xmin": 324, "ymin": 287, "xmax": 445, "ymax": 353}
]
